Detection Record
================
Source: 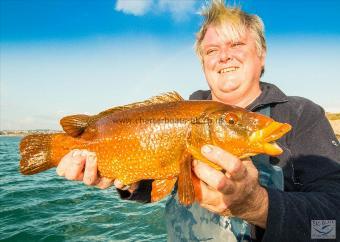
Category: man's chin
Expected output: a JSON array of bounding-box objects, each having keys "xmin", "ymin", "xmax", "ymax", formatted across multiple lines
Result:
[{"xmin": 218, "ymin": 79, "xmax": 241, "ymax": 93}]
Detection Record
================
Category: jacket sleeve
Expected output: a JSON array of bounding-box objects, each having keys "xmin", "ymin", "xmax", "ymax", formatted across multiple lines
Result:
[
  {"xmin": 116, "ymin": 179, "xmax": 153, "ymax": 203},
  {"xmin": 262, "ymin": 100, "xmax": 340, "ymax": 242},
  {"xmin": 263, "ymin": 173, "xmax": 340, "ymax": 242}
]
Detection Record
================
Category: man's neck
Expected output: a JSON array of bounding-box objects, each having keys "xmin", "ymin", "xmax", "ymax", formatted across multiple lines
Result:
[{"xmin": 211, "ymin": 85, "xmax": 261, "ymax": 108}]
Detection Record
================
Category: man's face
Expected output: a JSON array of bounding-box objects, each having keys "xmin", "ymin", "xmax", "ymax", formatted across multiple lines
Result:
[{"xmin": 201, "ymin": 25, "xmax": 265, "ymax": 102}]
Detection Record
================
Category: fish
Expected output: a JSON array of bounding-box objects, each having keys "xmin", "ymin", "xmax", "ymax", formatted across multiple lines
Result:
[{"xmin": 19, "ymin": 91, "xmax": 291, "ymax": 205}]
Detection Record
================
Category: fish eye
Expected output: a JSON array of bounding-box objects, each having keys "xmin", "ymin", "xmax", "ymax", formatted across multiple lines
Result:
[{"xmin": 225, "ymin": 113, "xmax": 238, "ymax": 125}]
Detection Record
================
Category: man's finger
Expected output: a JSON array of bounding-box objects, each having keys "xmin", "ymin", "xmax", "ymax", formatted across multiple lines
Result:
[
  {"xmin": 83, "ymin": 152, "xmax": 98, "ymax": 185},
  {"xmin": 56, "ymin": 149, "xmax": 78, "ymax": 176},
  {"xmin": 201, "ymin": 145, "xmax": 247, "ymax": 180},
  {"xmin": 96, "ymin": 177, "xmax": 114, "ymax": 189},
  {"xmin": 128, "ymin": 182, "xmax": 139, "ymax": 193},
  {"xmin": 114, "ymin": 179, "xmax": 125, "ymax": 189},
  {"xmin": 192, "ymin": 159, "xmax": 235, "ymax": 194},
  {"xmin": 192, "ymin": 159, "xmax": 226, "ymax": 188},
  {"xmin": 195, "ymin": 179, "xmax": 230, "ymax": 211},
  {"xmin": 64, "ymin": 150, "xmax": 86, "ymax": 180},
  {"xmin": 76, "ymin": 172, "xmax": 84, "ymax": 181},
  {"xmin": 201, "ymin": 203, "xmax": 231, "ymax": 216},
  {"xmin": 193, "ymin": 177, "xmax": 219, "ymax": 204},
  {"xmin": 114, "ymin": 180, "xmax": 140, "ymax": 193}
]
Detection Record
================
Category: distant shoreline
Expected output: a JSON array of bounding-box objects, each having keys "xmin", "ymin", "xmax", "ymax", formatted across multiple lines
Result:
[
  {"xmin": 0, "ymin": 134, "xmax": 26, "ymax": 137},
  {"xmin": 0, "ymin": 130, "xmax": 61, "ymax": 137}
]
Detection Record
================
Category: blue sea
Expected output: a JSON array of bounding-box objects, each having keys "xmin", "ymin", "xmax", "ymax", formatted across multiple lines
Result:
[{"xmin": 0, "ymin": 136, "xmax": 167, "ymax": 241}]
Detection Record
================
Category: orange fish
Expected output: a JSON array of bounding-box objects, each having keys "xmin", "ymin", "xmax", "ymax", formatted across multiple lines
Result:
[{"xmin": 19, "ymin": 92, "xmax": 291, "ymax": 205}]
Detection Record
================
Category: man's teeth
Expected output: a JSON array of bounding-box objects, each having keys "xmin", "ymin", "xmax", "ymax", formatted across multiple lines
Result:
[{"xmin": 220, "ymin": 67, "xmax": 238, "ymax": 73}]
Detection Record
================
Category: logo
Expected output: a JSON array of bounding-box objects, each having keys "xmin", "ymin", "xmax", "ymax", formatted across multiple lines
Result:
[{"xmin": 311, "ymin": 220, "xmax": 336, "ymax": 239}]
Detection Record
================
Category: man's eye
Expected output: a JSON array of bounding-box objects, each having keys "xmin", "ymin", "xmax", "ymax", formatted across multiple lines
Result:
[
  {"xmin": 206, "ymin": 49, "xmax": 218, "ymax": 55},
  {"xmin": 231, "ymin": 42, "xmax": 244, "ymax": 47}
]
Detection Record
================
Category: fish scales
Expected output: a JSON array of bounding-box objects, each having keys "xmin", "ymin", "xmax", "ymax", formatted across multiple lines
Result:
[{"xmin": 86, "ymin": 101, "xmax": 215, "ymax": 184}]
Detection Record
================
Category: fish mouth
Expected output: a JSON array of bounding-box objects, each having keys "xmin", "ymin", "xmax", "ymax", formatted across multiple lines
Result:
[{"xmin": 249, "ymin": 121, "xmax": 292, "ymax": 156}]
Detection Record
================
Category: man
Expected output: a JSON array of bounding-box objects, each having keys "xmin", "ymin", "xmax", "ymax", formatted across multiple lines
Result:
[{"xmin": 57, "ymin": 1, "xmax": 340, "ymax": 241}]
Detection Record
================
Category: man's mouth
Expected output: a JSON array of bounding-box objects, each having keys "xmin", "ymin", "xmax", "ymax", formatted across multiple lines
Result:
[{"xmin": 218, "ymin": 67, "xmax": 239, "ymax": 74}]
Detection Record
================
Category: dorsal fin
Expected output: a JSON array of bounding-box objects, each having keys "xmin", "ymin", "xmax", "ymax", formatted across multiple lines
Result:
[
  {"xmin": 60, "ymin": 114, "xmax": 90, "ymax": 137},
  {"xmin": 60, "ymin": 91, "xmax": 183, "ymax": 137},
  {"xmin": 96, "ymin": 91, "xmax": 183, "ymax": 119}
]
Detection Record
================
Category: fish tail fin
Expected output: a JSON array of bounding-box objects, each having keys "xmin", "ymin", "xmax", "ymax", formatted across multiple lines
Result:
[
  {"xmin": 20, "ymin": 133, "xmax": 83, "ymax": 175},
  {"xmin": 177, "ymin": 153, "xmax": 195, "ymax": 205}
]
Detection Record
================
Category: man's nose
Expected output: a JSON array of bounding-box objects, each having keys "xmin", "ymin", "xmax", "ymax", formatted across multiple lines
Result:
[{"xmin": 219, "ymin": 49, "xmax": 232, "ymax": 62}]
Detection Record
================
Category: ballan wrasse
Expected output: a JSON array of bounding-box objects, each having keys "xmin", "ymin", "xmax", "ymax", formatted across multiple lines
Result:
[{"xmin": 20, "ymin": 92, "xmax": 291, "ymax": 205}]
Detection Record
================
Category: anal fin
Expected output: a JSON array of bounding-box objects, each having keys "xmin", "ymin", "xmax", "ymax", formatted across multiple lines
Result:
[{"xmin": 151, "ymin": 178, "xmax": 177, "ymax": 202}]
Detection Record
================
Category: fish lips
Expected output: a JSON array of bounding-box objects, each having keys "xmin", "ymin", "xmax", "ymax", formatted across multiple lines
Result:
[{"xmin": 249, "ymin": 121, "xmax": 292, "ymax": 156}]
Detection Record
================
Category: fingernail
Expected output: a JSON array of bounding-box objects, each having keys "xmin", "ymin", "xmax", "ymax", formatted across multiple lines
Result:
[
  {"xmin": 87, "ymin": 153, "xmax": 94, "ymax": 162},
  {"xmin": 81, "ymin": 150, "xmax": 88, "ymax": 156},
  {"xmin": 114, "ymin": 179, "xmax": 123, "ymax": 187},
  {"xmin": 90, "ymin": 153, "xmax": 97, "ymax": 161},
  {"xmin": 121, "ymin": 185, "xmax": 131, "ymax": 191},
  {"xmin": 202, "ymin": 145, "xmax": 212, "ymax": 154},
  {"xmin": 72, "ymin": 150, "xmax": 81, "ymax": 157}
]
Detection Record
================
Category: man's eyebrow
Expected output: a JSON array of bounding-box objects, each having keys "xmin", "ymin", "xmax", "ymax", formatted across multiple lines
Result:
[
  {"xmin": 202, "ymin": 43, "xmax": 220, "ymax": 49},
  {"xmin": 202, "ymin": 37, "xmax": 241, "ymax": 47},
  {"xmin": 231, "ymin": 38, "xmax": 245, "ymax": 42}
]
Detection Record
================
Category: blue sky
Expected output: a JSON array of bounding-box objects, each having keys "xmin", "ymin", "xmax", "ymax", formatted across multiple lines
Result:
[{"xmin": 1, "ymin": 0, "xmax": 340, "ymax": 130}]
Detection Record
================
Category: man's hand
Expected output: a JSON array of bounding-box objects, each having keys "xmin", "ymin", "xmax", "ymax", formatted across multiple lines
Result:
[
  {"xmin": 192, "ymin": 145, "xmax": 269, "ymax": 228},
  {"xmin": 56, "ymin": 149, "xmax": 138, "ymax": 193}
]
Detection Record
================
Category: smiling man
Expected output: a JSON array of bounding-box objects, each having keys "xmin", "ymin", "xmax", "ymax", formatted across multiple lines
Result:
[
  {"xmin": 198, "ymin": 12, "xmax": 265, "ymax": 108},
  {"xmin": 56, "ymin": 1, "xmax": 340, "ymax": 241}
]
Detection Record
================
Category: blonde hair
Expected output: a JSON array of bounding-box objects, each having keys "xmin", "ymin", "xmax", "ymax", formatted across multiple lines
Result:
[{"xmin": 195, "ymin": 0, "xmax": 266, "ymax": 60}]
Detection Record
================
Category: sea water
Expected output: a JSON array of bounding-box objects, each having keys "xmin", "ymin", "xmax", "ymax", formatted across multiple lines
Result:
[{"xmin": 0, "ymin": 136, "xmax": 167, "ymax": 241}]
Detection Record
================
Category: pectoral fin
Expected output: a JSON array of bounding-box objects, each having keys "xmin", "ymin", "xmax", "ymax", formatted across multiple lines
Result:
[
  {"xmin": 192, "ymin": 171, "xmax": 202, "ymax": 202},
  {"xmin": 177, "ymin": 152, "xmax": 195, "ymax": 205},
  {"xmin": 151, "ymin": 178, "xmax": 177, "ymax": 202},
  {"xmin": 187, "ymin": 145, "xmax": 222, "ymax": 171}
]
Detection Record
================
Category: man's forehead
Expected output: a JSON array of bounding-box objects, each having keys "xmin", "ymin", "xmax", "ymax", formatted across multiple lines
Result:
[{"xmin": 202, "ymin": 24, "xmax": 249, "ymax": 46}]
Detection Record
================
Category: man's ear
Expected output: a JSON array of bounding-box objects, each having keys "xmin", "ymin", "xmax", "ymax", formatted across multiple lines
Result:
[
  {"xmin": 260, "ymin": 50, "xmax": 266, "ymax": 67},
  {"xmin": 199, "ymin": 54, "xmax": 205, "ymax": 68}
]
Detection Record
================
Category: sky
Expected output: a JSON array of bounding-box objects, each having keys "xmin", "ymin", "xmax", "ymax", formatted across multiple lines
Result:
[{"xmin": 1, "ymin": 0, "xmax": 340, "ymax": 130}]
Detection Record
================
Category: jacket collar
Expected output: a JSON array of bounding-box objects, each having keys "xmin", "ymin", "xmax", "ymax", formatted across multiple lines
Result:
[
  {"xmin": 204, "ymin": 82, "xmax": 288, "ymax": 111},
  {"xmin": 247, "ymin": 82, "xmax": 289, "ymax": 111}
]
